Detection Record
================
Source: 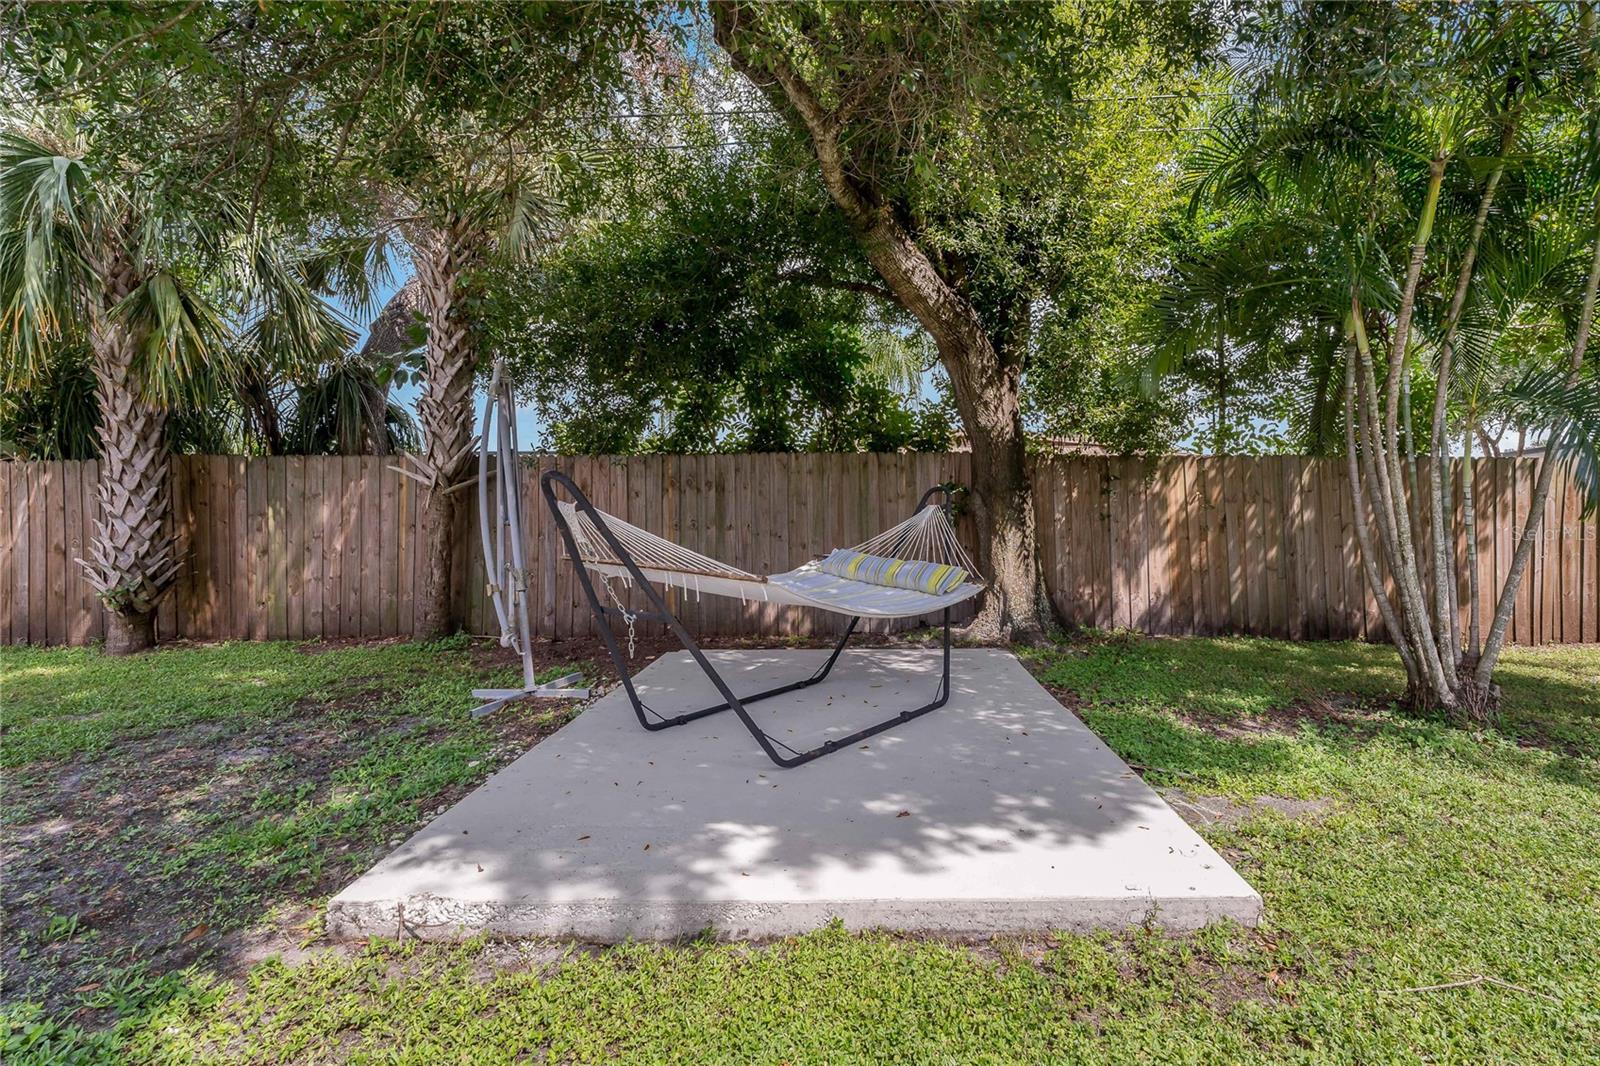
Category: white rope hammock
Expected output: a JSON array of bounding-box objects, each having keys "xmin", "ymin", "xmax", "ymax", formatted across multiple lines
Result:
[{"xmin": 558, "ymin": 496, "xmax": 984, "ymax": 621}]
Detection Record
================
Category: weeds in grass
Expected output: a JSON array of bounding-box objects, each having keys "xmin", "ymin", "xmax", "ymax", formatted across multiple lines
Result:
[{"xmin": 2, "ymin": 637, "xmax": 1596, "ymax": 1064}]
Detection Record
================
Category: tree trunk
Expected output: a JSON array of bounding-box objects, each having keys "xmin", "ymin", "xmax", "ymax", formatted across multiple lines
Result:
[
  {"xmin": 238, "ymin": 366, "xmax": 286, "ymax": 455},
  {"xmin": 713, "ymin": 5, "xmax": 1050, "ymax": 641},
  {"xmin": 1306, "ymin": 335, "xmax": 1333, "ymax": 455},
  {"xmin": 1349, "ymin": 302, "xmax": 1456, "ymax": 710},
  {"xmin": 1400, "ymin": 362, "xmax": 1418, "ymax": 511},
  {"xmin": 1345, "ymin": 155, "xmax": 1463, "ymax": 714},
  {"xmin": 941, "ymin": 328, "xmax": 1049, "ymax": 641},
  {"xmin": 411, "ymin": 215, "xmax": 485, "ymax": 641},
  {"xmin": 80, "ymin": 254, "xmax": 176, "ymax": 654},
  {"xmin": 1377, "ymin": 159, "xmax": 1448, "ymax": 700},
  {"xmin": 1426, "ymin": 117, "xmax": 1512, "ymax": 672},
  {"xmin": 1215, "ymin": 322, "xmax": 1228, "ymax": 454},
  {"xmin": 1343, "ymin": 335, "xmax": 1419, "ymax": 684},
  {"xmin": 1462, "ymin": 420, "xmax": 1480, "ymax": 659},
  {"xmin": 1476, "ymin": 423, "xmax": 1500, "ymax": 459}
]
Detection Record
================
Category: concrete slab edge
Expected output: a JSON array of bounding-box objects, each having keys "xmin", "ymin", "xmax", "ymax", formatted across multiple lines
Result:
[{"xmin": 327, "ymin": 892, "xmax": 1264, "ymax": 943}]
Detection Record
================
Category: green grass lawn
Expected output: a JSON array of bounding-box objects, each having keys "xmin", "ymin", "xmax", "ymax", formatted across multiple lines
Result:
[{"xmin": 2, "ymin": 635, "xmax": 1597, "ymax": 1064}]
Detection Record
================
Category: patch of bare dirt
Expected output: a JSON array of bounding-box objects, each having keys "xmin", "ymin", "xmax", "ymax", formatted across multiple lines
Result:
[
  {"xmin": 1177, "ymin": 693, "xmax": 1390, "ymax": 741},
  {"xmin": 1161, "ymin": 789, "xmax": 1336, "ymax": 828},
  {"xmin": 2, "ymin": 632, "xmax": 947, "ymax": 1022},
  {"xmin": 0, "ymin": 674, "xmax": 571, "ymax": 1021}
]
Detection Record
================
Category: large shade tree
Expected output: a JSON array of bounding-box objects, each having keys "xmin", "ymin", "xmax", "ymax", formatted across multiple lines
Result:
[
  {"xmin": 709, "ymin": 0, "xmax": 1221, "ymax": 639},
  {"xmin": 487, "ymin": 111, "xmax": 952, "ymax": 455}
]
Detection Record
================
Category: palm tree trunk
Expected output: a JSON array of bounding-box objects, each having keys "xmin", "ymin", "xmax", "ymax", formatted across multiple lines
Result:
[
  {"xmin": 1400, "ymin": 364, "xmax": 1423, "ymax": 598},
  {"xmin": 1426, "ymin": 118, "xmax": 1513, "ymax": 672},
  {"xmin": 1351, "ymin": 302, "xmax": 1456, "ymax": 709},
  {"xmin": 1307, "ymin": 335, "xmax": 1334, "ymax": 454},
  {"xmin": 81, "ymin": 262, "xmax": 177, "ymax": 654},
  {"xmin": 1215, "ymin": 322, "xmax": 1228, "ymax": 454},
  {"xmin": 1462, "ymin": 421, "xmax": 1480, "ymax": 659},
  {"xmin": 1355, "ymin": 156, "xmax": 1460, "ymax": 711},
  {"xmin": 1475, "ymin": 207, "xmax": 1600, "ymax": 690},
  {"xmin": 1476, "ymin": 423, "xmax": 1500, "ymax": 459},
  {"xmin": 1378, "ymin": 159, "xmax": 1447, "ymax": 693},
  {"xmin": 238, "ymin": 366, "xmax": 286, "ymax": 455},
  {"xmin": 412, "ymin": 214, "xmax": 485, "ymax": 641},
  {"xmin": 1344, "ymin": 336, "xmax": 1419, "ymax": 684}
]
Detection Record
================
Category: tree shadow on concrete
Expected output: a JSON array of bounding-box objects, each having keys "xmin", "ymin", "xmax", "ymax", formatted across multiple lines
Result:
[{"xmin": 338, "ymin": 648, "xmax": 1260, "ymax": 942}]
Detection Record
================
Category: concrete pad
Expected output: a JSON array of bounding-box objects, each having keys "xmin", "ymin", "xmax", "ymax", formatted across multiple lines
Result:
[{"xmin": 328, "ymin": 649, "xmax": 1262, "ymax": 941}]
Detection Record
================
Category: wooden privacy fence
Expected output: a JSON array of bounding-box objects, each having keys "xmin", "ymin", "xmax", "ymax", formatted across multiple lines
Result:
[{"xmin": 0, "ymin": 453, "xmax": 1594, "ymax": 647}]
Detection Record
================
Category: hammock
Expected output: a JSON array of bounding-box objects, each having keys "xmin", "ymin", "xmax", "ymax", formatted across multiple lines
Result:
[
  {"xmin": 539, "ymin": 468, "xmax": 979, "ymax": 769},
  {"xmin": 556, "ymin": 498, "xmax": 984, "ymax": 619}
]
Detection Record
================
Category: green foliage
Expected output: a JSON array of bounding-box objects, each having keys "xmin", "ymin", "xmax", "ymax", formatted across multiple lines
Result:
[
  {"xmin": 1502, "ymin": 363, "xmax": 1600, "ymax": 516},
  {"xmin": 284, "ymin": 354, "xmax": 420, "ymax": 456},
  {"xmin": 0, "ymin": 115, "xmax": 372, "ymax": 461},
  {"xmin": 4, "ymin": 3, "xmax": 661, "ymax": 463},
  {"xmin": 2, "ymin": 1000, "xmax": 122, "ymax": 1066},
  {"xmin": 490, "ymin": 119, "xmax": 950, "ymax": 454},
  {"xmin": 717, "ymin": 2, "xmax": 1224, "ymax": 454},
  {"xmin": 1153, "ymin": 1, "xmax": 1598, "ymax": 457},
  {"xmin": 0, "ymin": 342, "xmax": 98, "ymax": 459}
]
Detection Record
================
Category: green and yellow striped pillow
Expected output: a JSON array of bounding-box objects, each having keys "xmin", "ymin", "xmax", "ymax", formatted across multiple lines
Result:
[{"xmin": 818, "ymin": 548, "xmax": 967, "ymax": 595}]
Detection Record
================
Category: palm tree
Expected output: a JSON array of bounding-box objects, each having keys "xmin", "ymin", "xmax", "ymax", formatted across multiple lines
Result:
[
  {"xmin": 379, "ymin": 157, "xmax": 566, "ymax": 640},
  {"xmin": 1165, "ymin": 2, "xmax": 1596, "ymax": 719},
  {"xmin": 286, "ymin": 351, "xmax": 420, "ymax": 456},
  {"xmin": 0, "ymin": 120, "xmax": 351, "ymax": 652}
]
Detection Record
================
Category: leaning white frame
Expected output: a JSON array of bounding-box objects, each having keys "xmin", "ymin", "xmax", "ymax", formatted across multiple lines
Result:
[{"xmin": 471, "ymin": 358, "xmax": 589, "ymax": 717}]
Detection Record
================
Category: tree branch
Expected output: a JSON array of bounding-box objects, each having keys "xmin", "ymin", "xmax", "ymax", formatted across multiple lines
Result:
[{"xmin": 777, "ymin": 269, "xmax": 897, "ymax": 304}]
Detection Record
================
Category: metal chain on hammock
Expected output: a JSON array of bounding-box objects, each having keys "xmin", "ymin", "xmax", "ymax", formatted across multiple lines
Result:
[{"xmin": 598, "ymin": 573, "xmax": 639, "ymax": 658}]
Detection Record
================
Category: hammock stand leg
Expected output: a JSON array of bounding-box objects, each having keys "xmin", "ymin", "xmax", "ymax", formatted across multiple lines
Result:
[{"xmin": 540, "ymin": 470, "xmax": 954, "ymax": 770}]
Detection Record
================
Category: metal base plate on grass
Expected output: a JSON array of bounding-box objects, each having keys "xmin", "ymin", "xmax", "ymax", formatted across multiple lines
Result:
[{"xmin": 469, "ymin": 673, "xmax": 589, "ymax": 718}]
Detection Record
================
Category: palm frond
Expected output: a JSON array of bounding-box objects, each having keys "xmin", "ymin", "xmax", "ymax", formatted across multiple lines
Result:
[
  {"xmin": 234, "ymin": 231, "xmax": 359, "ymax": 381},
  {"xmin": 497, "ymin": 181, "xmax": 564, "ymax": 263},
  {"xmin": 114, "ymin": 269, "xmax": 232, "ymax": 407},
  {"xmin": 286, "ymin": 354, "xmax": 419, "ymax": 455},
  {"xmin": 0, "ymin": 129, "xmax": 96, "ymax": 381},
  {"xmin": 1502, "ymin": 364, "xmax": 1600, "ymax": 516},
  {"xmin": 299, "ymin": 231, "xmax": 396, "ymax": 321}
]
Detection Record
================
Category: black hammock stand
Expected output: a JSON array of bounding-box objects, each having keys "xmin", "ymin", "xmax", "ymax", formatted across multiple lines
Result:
[{"xmin": 540, "ymin": 469, "xmax": 955, "ymax": 769}]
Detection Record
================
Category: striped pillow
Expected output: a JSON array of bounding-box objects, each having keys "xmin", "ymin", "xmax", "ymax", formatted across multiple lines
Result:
[{"xmin": 818, "ymin": 548, "xmax": 967, "ymax": 595}]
